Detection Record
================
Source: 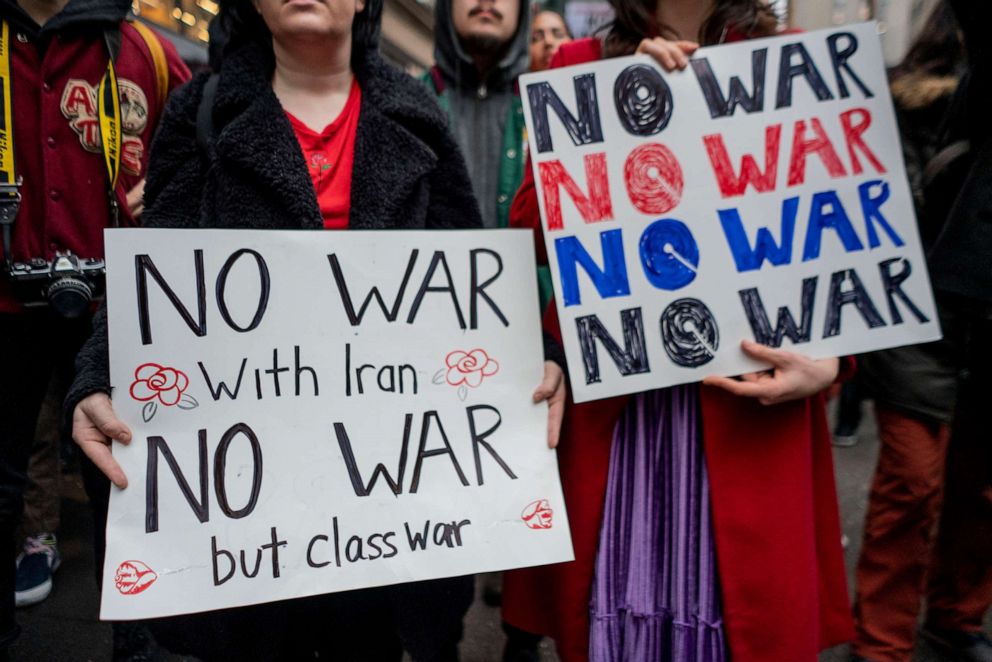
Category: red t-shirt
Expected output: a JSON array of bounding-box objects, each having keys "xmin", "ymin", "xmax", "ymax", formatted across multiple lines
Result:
[{"xmin": 285, "ymin": 79, "xmax": 362, "ymax": 230}]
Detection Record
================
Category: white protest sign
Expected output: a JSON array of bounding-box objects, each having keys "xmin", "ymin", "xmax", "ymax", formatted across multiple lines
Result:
[
  {"xmin": 100, "ymin": 228, "xmax": 571, "ymax": 620},
  {"xmin": 520, "ymin": 23, "xmax": 941, "ymax": 403}
]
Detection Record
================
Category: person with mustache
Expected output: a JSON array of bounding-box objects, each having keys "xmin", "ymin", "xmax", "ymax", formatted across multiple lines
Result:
[
  {"xmin": 424, "ymin": 0, "xmax": 528, "ymax": 235},
  {"xmin": 423, "ymin": 2, "xmax": 554, "ymax": 660}
]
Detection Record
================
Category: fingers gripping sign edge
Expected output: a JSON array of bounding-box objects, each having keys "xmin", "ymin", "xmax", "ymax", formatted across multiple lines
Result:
[
  {"xmin": 534, "ymin": 361, "xmax": 566, "ymax": 449},
  {"xmin": 74, "ymin": 393, "xmax": 132, "ymax": 489}
]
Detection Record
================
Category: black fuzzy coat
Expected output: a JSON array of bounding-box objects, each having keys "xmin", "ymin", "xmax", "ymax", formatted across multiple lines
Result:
[
  {"xmin": 67, "ymin": 45, "xmax": 493, "ymax": 409},
  {"xmin": 63, "ymin": 42, "xmax": 562, "ymax": 659},
  {"xmin": 929, "ymin": 0, "xmax": 992, "ymax": 305}
]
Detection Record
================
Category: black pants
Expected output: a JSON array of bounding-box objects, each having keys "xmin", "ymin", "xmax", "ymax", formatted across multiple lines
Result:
[
  {"xmin": 925, "ymin": 312, "xmax": 992, "ymax": 632},
  {"xmin": 0, "ymin": 310, "xmax": 93, "ymax": 649},
  {"xmin": 142, "ymin": 575, "xmax": 474, "ymax": 661}
]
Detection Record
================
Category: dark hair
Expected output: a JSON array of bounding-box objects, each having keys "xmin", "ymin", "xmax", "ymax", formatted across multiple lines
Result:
[
  {"xmin": 891, "ymin": 2, "xmax": 962, "ymax": 80},
  {"xmin": 603, "ymin": 0, "xmax": 778, "ymax": 58},
  {"xmin": 215, "ymin": 0, "xmax": 383, "ymax": 64},
  {"xmin": 533, "ymin": 9, "xmax": 573, "ymax": 39}
]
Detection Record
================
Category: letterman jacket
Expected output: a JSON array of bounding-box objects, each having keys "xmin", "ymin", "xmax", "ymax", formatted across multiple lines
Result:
[{"xmin": 0, "ymin": 0, "xmax": 189, "ymax": 313}]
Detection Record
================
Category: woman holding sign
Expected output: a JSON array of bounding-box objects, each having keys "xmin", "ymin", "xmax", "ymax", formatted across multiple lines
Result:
[
  {"xmin": 64, "ymin": 0, "xmax": 566, "ymax": 657},
  {"xmin": 502, "ymin": 2, "xmax": 855, "ymax": 661}
]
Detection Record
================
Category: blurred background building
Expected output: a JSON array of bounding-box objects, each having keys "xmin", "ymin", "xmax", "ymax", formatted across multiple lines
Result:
[
  {"xmin": 131, "ymin": 0, "xmax": 945, "ymax": 74},
  {"xmin": 130, "ymin": 0, "xmax": 436, "ymax": 71},
  {"xmin": 789, "ymin": 0, "xmax": 942, "ymax": 66}
]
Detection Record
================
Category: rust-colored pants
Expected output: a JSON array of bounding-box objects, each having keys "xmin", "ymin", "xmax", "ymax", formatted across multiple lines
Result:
[{"xmin": 853, "ymin": 399, "xmax": 992, "ymax": 662}]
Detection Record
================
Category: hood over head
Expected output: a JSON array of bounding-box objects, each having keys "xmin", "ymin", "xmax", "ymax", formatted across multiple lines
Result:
[{"xmin": 433, "ymin": 0, "xmax": 530, "ymax": 92}]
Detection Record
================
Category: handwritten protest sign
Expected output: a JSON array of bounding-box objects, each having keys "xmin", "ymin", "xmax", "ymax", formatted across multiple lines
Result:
[
  {"xmin": 100, "ymin": 229, "xmax": 571, "ymax": 620},
  {"xmin": 520, "ymin": 23, "xmax": 941, "ymax": 402}
]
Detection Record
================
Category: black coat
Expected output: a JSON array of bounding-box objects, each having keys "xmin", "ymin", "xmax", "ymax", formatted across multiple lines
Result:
[
  {"xmin": 146, "ymin": 46, "xmax": 482, "ymax": 232},
  {"xmin": 62, "ymin": 43, "xmax": 509, "ymax": 660},
  {"xmin": 929, "ymin": 0, "xmax": 992, "ymax": 305},
  {"xmin": 67, "ymin": 44, "xmax": 488, "ymax": 410}
]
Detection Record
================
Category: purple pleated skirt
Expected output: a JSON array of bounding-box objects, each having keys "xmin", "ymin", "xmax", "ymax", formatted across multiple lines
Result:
[{"xmin": 589, "ymin": 386, "xmax": 727, "ymax": 662}]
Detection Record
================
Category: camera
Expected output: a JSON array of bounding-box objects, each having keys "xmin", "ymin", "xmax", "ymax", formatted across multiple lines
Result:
[{"xmin": 6, "ymin": 252, "xmax": 106, "ymax": 319}]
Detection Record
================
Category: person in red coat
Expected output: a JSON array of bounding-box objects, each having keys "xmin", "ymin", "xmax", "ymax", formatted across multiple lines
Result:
[{"xmin": 501, "ymin": 1, "xmax": 855, "ymax": 661}]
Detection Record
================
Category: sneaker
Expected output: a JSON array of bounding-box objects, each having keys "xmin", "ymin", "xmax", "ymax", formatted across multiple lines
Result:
[
  {"xmin": 920, "ymin": 624, "xmax": 992, "ymax": 662},
  {"xmin": 14, "ymin": 533, "xmax": 60, "ymax": 607}
]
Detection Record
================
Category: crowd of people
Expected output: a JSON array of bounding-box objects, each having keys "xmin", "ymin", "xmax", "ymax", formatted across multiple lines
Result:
[{"xmin": 0, "ymin": 0, "xmax": 989, "ymax": 660}]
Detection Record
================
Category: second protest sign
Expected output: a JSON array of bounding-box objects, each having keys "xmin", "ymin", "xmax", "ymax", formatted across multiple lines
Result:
[{"xmin": 520, "ymin": 23, "xmax": 941, "ymax": 402}]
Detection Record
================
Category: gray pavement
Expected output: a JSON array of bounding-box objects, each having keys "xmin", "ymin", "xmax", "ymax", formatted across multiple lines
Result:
[{"xmin": 8, "ymin": 405, "xmax": 990, "ymax": 661}]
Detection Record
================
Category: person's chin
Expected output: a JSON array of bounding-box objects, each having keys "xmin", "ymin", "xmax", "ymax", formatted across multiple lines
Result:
[
  {"xmin": 281, "ymin": 22, "xmax": 341, "ymax": 40},
  {"xmin": 462, "ymin": 30, "xmax": 504, "ymax": 55}
]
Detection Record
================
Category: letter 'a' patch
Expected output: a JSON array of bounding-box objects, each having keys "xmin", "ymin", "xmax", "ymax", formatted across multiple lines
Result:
[{"xmin": 61, "ymin": 77, "xmax": 149, "ymax": 176}]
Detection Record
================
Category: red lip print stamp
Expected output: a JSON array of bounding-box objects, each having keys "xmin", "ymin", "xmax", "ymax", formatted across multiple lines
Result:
[
  {"xmin": 114, "ymin": 560, "xmax": 158, "ymax": 595},
  {"xmin": 521, "ymin": 499, "xmax": 554, "ymax": 530}
]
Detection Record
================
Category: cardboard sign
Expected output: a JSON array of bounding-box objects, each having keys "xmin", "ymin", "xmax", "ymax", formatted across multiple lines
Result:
[
  {"xmin": 100, "ymin": 228, "xmax": 572, "ymax": 620},
  {"xmin": 520, "ymin": 23, "xmax": 941, "ymax": 403}
]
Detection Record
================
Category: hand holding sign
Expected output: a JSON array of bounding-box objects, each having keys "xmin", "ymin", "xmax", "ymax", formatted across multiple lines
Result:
[
  {"xmin": 533, "ymin": 361, "xmax": 566, "ymax": 449},
  {"xmin": 73, "ymin": 392, "xmax": 132, "ymax": 489},
  {"xmin": 635, "ymin": 37, "xmax": 698, "ymax": 71},
  {"xmin": 703, "ymin": 340, "xmax": 840, "ymax": 405}
]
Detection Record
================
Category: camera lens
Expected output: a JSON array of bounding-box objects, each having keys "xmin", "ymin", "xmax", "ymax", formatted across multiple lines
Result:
[{"xmin": 46, "ymin": 277, "xmax": 93, "ymax": 319}]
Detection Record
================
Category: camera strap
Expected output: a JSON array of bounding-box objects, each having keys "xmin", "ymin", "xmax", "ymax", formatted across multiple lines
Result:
[
  {"xmin": 99, "ymin": 27, "xmax": 122, "ymax": 226},
  {"xmin": 0, "ymin": 20, "xmax": 123, "ymax": 266},
  {"xmin": 0, "ymin": 21, "xmax": 20, "ymax": 262}
]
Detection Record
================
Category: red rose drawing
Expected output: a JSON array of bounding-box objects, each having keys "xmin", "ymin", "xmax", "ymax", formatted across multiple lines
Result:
[
  {"xmin": 130, "ymin": 363, "xmax": 197, "ymax": 422},
  {"xmin": 130, "ymin": 363, "xmax": 190, "ymax": 406},
  {"xmin": 115, "ymin": 560, "xmax": 158, "ymax": 595},
  {"xmin": 521, "ymin": 499, "xmax": 554, "ymax": 530},
  {"xmin": 445, "ymin": 349, "xmax": 499, "ymax": 388}
]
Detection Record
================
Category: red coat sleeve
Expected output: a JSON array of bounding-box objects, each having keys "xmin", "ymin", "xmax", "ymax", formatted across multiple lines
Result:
[
  {"xmin": 510, "ymin": 38, "xmax": 605, "ymax": 266},
  {"xmin": 509, "ymin": 154, "xmax": 546, "ymax": 263}
]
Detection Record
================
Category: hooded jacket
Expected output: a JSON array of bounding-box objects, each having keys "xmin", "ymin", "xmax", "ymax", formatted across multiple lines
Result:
[
  {"xmin": 426, "ymin": 0, "xmax": 530, "ymax": 230},
  {"xmin": 0, "ymin": 0, "xmax": 189, "ymax": 313}
]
